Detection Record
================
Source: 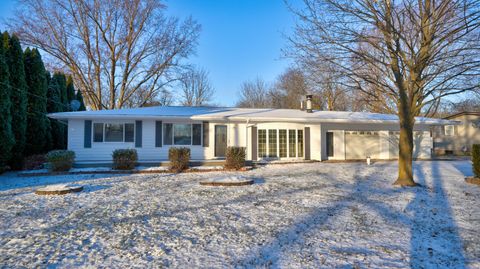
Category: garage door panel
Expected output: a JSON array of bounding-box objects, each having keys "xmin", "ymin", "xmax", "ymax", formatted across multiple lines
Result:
[
  {"xmin": 388, "ymin": 131, "xmax": 432, "ymax": 159},
  {"xmin": 345, "ymin": 133, "xmax": 381, "ymax": 159}
]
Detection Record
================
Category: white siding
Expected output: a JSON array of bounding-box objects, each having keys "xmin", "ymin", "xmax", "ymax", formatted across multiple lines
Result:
[
  {"xmin": 70, "ymin": 119, "xmax": 220, "ymax": 162},
  {"xmin": 68, "ymin": 118, "xmax": 433, "ymax": 162},
  {"xmin": 320, "ymin": 122, "xmax": 432, "ymax": 160}
]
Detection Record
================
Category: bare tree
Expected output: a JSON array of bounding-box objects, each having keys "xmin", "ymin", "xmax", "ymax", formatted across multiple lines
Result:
[
  {"xmin": 236, "ymin": 78, "xmax": 272, "ymax": 108},
  {"xmin": 271, "ymin": 68, "xmax": 309, "ymax": 109},
  {"xmin": 288, "ymin": 0, "xmax": 480, "ymax": 186},
  {"xmin": 180, "ymin": 67, "xmax": 214, "ymax": 106},
  {"xmin": 11, "ymin": 0, "xmax": 200, "ymax": 110}
]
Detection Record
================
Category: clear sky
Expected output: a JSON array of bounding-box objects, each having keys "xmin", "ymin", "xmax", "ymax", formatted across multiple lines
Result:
[{"xmin": 0, "ymin": 0, "xmax": 299, "ymax": 106}]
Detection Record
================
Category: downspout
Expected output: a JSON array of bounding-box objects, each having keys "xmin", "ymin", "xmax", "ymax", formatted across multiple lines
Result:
[{"xmin": 245, "ymin": 119, "xmax": 250, "ymax": 159}]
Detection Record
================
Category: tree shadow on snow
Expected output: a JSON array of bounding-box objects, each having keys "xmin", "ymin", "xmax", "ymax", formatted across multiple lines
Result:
[
  {"xmin": 235, "ymin": 161, "xmax": 468, "ymax": 268},
  {"xmin": 408, "ymin": 162, "xmax": 466, "ymax": 268},
  {"xmin": 451, "ymin": 161, "xmax": 473, "ymax": 177}
]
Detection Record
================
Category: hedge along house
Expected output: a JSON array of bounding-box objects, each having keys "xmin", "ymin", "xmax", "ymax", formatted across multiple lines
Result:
[{"xmin": 48, "ymin": 103, "xmax": 456, "ymax": 164}]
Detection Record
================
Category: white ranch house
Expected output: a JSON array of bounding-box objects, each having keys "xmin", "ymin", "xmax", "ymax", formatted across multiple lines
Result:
[{"xmin": 48, "ymin": 105, "xmax": 455, "ymax": 164}]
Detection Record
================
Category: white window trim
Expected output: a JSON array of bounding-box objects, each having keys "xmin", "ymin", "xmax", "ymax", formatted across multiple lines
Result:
[
  {"xmin": 258, "ymin": 128, "xmax": 303, "ymax": 160},
  {"xmin": 163, "ymin": 123, "xmax": 203, "ymax": 146},
  {"xmin": 444, "ymin": 125, "xmax": 455, "ymax": 136},
  {"xmin": 92, "ymin": 122, "xmax": 135, "ymax": 143}
]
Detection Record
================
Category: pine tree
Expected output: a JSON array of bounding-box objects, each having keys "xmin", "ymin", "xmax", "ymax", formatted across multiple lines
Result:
[
  {"xmin": 56, "ymin": 73, "xmax": 68, "ymax": 110},
  {"xmin": 0, "ymin": 43, "xmax": 14, "ymax": 168},
  {"xmin": 48, "ymin": 72, "xmax": 67, "ymax": 149},
  {"xmin": 24, "ymin": 48, "xmax": 49, "ymax": 155},
  {"xmin": 44, "ymin": 71, "xmax": 53, "ymax": 151},
  {"xmin": 76, "ymin": 90, "xmax": 86, "ymax": 111},
  {"xmin": 3, "ymin": 32, "xmax": 28, "ymax": 169},
  {"xmin": 66, "ymin": 75, "xmax": 75, "ymax": 107}
]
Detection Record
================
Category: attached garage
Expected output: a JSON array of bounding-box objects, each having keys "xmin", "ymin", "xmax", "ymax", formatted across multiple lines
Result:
[
  {"xmin": 345, "ymin": 131, "xmax": 381, "ymax": 159},
  {"xmin": 388, "ymin": 131, "xmax": 432, "ymax": 159}
]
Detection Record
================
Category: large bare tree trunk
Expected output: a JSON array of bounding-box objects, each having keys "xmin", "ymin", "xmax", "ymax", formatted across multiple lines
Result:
[{"xmin": 395, "ymin": 111, "xmax": 416, "ymax": 186}]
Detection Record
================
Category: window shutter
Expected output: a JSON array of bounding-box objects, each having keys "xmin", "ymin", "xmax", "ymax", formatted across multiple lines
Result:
[
  {"xmin": 84, "ymin": 120, "xmax": 92, "ymax": 148},
  {"xmin": 202, "ymin": 121, "xmax": 209, "ymax": 147},
  {"xmin": 251, "ymin": 126, "xmax": 257, "ymax": 160},
  {"xmin": 304, "ymin": 127, "xmax": 310, "ymax": 160},
  {"xmin": 155, "ymin": 121, "xmax": 162, "ymax": 147},
  {"xmin": 135, "ymin": 120, "xmax": 142, "ymax": 148},
  {"xmin": 304, "ymin": 127, "xmax": 311, "ymax": 160}
]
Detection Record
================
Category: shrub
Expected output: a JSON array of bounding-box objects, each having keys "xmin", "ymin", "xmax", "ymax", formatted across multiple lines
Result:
[
  {"xmin": 46, "ymin": 150, "xmax": 75, "ymax": 172},
  {"xmin": 168, "ymin": 147, "xmax": 190, "ymax": 172},
  {"xmin": 112, "ymin": 149, "xmax": 138, "ymax": 170},
  {"xmin": 472, "ymin": 144, "xmax": 480, "ymax": 178},
  {"xmin": 23, "ymin": 154, "xmax": 46, "ymax": 170},
  {"xmin": 225, "ymin": 146, "xmax": 246, "ymax": 170}
]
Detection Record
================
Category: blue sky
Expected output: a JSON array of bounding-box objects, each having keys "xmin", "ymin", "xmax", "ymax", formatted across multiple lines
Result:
[{"xmin": 0, "ymin": 0, "xmax": 299, "ymax": 106}]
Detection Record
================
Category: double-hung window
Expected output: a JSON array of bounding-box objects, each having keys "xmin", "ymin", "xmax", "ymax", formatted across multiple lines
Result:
[
  {"xmin": 444, "ymin": 125, "xmax": 455, "ymax": 136},
  {"xmin": 93, "ymin": 123, "xmax": 135, "ymax": 143},
  {"xmin": 163, "ymin": 123, "xmax": 202, "ymax": 145}
]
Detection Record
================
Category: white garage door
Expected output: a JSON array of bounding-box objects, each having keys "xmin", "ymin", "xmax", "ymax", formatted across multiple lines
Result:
[
  {"xmin": 388, "ymin": 131, "xmax": 432, "ymax": 159},
  {"xmin": 345, "ymin": 131, "xmax": 381, "ymax": 159}
]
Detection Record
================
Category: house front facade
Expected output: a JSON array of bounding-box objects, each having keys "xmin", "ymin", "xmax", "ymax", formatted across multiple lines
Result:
[
  {"xmin": 48, "ymin": 106, "xmax": 455, "ymax": 163},
  {"xmin": 433, "ymin": 112, "xmax": 480, "ymax": 155}
]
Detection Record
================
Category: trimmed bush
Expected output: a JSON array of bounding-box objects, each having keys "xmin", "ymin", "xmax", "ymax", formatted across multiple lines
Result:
[
  {"xmin": 168, "ymin": 147, "xmax": 190, "ymax": 172},
  {"xmin": 23, "ymin": 154, "xmax": 46, "ymax": 170},
  {"xmin": 46, "ymin": 150, "xmax": 75, "ymax": 172},
  {"xmin": 112, "ymin": 149, "xmax": 138, "ymax": 170},
  {"xmin": 472, "ymin": 144, "xmax": 480, "ymax": 178},
  {"xmin": 225, "ymin": 146, "xmax": 246, "ymax": 170}
]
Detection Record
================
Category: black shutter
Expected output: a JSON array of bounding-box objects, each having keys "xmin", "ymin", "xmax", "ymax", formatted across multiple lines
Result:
[
  {"xmin": 251, "ymin": 126, "xmax": 257, "ymax": 160},
  {"xmin": 202, "ymin": 121, "xmax": 209, "ymax": 147},
  {"xmin": 155, "ymin": 121, "xmax": 162, "ymax": 147},
  {"xmin": 304, "ymin": 127, "xmax": 311, "ymax": 160},
  {"xmin": 84, "ymin": 120, "xmax": 92, "ymax": 148},
  {"xmin": 135, "ymin": 120, "xmax": 142, "ymax": 148}
]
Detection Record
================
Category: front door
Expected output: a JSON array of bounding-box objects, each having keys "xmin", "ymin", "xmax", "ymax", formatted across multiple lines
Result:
[
  {"xmin": 326, "ymin": 132, "xmax": 334, "ymax": 157},
  {"xmin": 215, "ymin": 125, "xmax": 227, "ymax": 157}
]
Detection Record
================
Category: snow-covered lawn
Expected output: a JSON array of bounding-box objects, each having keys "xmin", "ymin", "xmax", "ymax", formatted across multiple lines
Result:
[{"xmin": 0, "ymin": 161, "xmax": 479, "ymax": 268}]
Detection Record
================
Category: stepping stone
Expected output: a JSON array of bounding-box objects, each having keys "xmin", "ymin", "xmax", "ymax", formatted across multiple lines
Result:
[
  {"xmin": 200, "ymin": 176, "xmax": 254, "ymax": 186},
  {"xmin": 35, "ymin": 184, "xmax": 84, "ymax": 195}
]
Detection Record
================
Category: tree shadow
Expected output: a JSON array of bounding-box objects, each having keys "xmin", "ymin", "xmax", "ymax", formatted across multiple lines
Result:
[
  {"xmin": 235, "ymin": 161, "xmax": 469, "ymax": 267},
  {"xmin": 451, "ymin": 161, "xmax": 474, "ymax": 177},
  {"xmin": 408, "ymin": 162, "xmax": 466, "ymax": 268}
]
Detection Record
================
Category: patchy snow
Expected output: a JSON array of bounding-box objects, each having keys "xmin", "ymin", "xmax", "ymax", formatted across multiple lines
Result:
[
  {"xmin": 0, "ymin": 161, "xmax": 479, "ymax": 268},
  {"xmin": 200, "ymin": 175, "xmax": 251, "ymax": 183},
  {"xmin": 18, "ymin": 165, "xmax": 223, "ymax": 175},
  {"xmin": 35, "ymin": 184, "xmax": 83, "ymax": 192},
  {"xmin": 189, "ymin": 165, "xmax": 224, "ymax": 171}
]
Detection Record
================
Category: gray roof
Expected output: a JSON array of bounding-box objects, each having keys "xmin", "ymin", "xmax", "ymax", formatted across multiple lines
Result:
[{"xmin": 48, "ymin": 106, "xmax": 456, "ymax": 125}]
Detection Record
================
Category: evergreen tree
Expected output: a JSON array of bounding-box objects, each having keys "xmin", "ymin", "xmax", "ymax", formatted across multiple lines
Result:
[
  {"xmin": 24, "ymin": 48, "xmax": 49, "ymax": 155},
  {"xmin": 3, "ymin": 32, "xmax": 28, "ymax": 169},
  {"xmin": 44, "ymin": 71, "xmax": 53, "ymax": 151},
  {"xmin": 66, "ymin": 75, "xmax": 75, "ymax": 107},
  {"xmin": 48, "ymin": 72, "xmax": 67, "ymax": 149},
  {"xmin": 56, "ymin": 73, "xmax": 68, "ymax": 110},
  {"xmin": 0, "ymin": 43, "xmax": 14, "ymax": 168},
  {"xmin": 76, "ymin": 90, "xmax": 86, "ymax": 111}
]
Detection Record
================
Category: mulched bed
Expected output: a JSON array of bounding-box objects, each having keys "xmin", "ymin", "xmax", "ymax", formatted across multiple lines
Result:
[
  {"xmin": 35, "ymin": 185, "xmax": 84, "ymax": 195},
  {"xmin": 465, "ymin": 177, "xmax": 480, "ymax": 185},
  {"xmin": 18, "ymin": 166, "xmax": 254, "ymax": 177}
]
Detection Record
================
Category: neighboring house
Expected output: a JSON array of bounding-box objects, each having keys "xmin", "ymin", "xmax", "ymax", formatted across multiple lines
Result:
[
  {"xmin": 48, "ymin": 102, "xmax": 454, "ymax": 163},
  {"xmin": 433, "ymin": 112, "xmax": 480, "ymax": 155}
]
